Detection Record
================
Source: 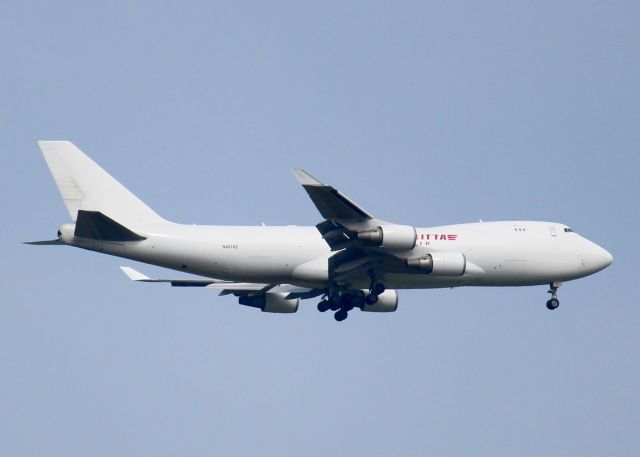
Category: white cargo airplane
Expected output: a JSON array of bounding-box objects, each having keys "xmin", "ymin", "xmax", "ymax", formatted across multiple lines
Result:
[{"xmin": 29, "ymin": 141, "xmax": 613, "ymax": 321}]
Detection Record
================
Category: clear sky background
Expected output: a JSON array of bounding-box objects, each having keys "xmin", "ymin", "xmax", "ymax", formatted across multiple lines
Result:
[{"xmin": 1, "ymin": 1, "xmax": 638, "ymax": 456}]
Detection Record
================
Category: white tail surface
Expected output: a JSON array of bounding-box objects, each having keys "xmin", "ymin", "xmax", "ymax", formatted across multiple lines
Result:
[{"xmin": 38, "ymin": 141, "xmax": 166, "ymax": 226}]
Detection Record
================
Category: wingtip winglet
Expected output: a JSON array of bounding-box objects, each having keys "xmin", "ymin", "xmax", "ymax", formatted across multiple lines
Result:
[
  {"xmin": 120, "ymin": 266, "xmax": 151, "ymax": 281},
  {"xmin": 291, "ymin": 168, "xmax": 325, "ymax": 187}
]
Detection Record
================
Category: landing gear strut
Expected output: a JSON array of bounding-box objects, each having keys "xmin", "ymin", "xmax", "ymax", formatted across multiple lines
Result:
[{"xmin": 546, "ymin": 282, "xmax": 561, "ymax": 310}]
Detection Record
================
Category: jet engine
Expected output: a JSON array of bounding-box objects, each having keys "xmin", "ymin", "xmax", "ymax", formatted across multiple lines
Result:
[
  {"xmin": 406, "ymin": 251, "xmax": 466, "ymax": 276},
  {"xmin": 361, "ymin": 289, "xmax": 399, "ymax": 312},
  {"xmin": 239, "ymin": 293, "xmax": 299, "ymax": 313},
  {"xmin": 58, "ymin": 223, "xmax": 76, "ymax": 244},
  {"xmin": 357, "ymin": 225, "xmax": 416, "ymax": 250}
]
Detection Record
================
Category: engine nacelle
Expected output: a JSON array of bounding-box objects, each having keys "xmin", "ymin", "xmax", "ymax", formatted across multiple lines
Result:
[
  {"xmin": 357, "ymin": 225, "xmax": 416, "ymax": 250},
  {"xmin": 58, "ymin": 223, "xmax": 76, "ymax": 244},
  {"xmin": 406, "ymin": 251, "xmax": 466, "ymax": 276},
  {"xmin": 239, "ymin": 293, "xmax": 299, "ymax": 313},
  {"xmin": 362, "ymin": 289, "xmax": 399, "ymax": 312}
]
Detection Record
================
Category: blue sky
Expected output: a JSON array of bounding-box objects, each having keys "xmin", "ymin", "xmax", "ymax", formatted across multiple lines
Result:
[{"xmin": 1, "ymin": 1, "xmax": 639, "ymax": 456}]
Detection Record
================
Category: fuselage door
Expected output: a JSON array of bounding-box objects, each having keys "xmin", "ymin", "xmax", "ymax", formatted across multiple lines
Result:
[{"xmin": 549, "ymin": 226, "xmax": 557, "ymax": 237}]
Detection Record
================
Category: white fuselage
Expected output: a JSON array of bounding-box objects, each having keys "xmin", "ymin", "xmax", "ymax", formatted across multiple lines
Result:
[{"xmin": 59, "ymin": 220, "xmax": 613, "ymax": 290}]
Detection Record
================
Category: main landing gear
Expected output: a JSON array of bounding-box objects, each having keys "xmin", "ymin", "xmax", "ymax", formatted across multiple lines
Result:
[
  {"xmin": 317, "ymin": 281, "xmax": 387, "ymax": 322},
  {"xmin": 317, "ymin": 293, "xmax": 344, "ymax": 320},
  {"xmin": 366, "ymin": 282, "xmax": 385, "ymax": 305},
  {"xmin": 329, "ymin": 292, "xmax": 357, "ymax": 322},
  {"xmin": 365, "ymin": 271, "xmax": 386, "ymax": 306},
  {"xmin": 546, "ymin": 282, "xmax": 561, "ymax": 310},
  {"xmin": 327, "ymin": 292, "xmax": 360, "ymax": 321}
]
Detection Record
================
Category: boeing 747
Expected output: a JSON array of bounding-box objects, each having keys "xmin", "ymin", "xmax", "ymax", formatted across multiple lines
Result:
[{"xmin": 28, "ymin": 141, "xmax": 613, "ymax": 321}]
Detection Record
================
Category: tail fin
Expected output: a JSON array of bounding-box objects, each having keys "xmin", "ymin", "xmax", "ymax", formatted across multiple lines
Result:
[{"xmin": 38, "ymin": 141, "xmax": 166, "ymax": 226}]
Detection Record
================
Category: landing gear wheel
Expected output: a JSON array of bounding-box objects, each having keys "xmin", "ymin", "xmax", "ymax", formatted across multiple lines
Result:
[
  {"xmin": 317, "ymin": 300, "xmax": 330, "ymax": 312},
  {"xmin": 372, "ymin": 283, "xmax": 386, "ymax": 295},
  {"xmin": 340, "ymin": 294, "xmax": 354, "ymax": 311},
  {"xmin": 365, "ymin": 293, "xmax": 378, "ymax": 305},
  {"xmin": 329, "ymin": 294, "xmax": 341, "ymax": 311},
  {"xmin": 546, "ymin": 298, "xmax": 560, "ymax": 310},
  {"xmin": 334, "ymin": 309, "xmax": 348, "ymax": 322}
]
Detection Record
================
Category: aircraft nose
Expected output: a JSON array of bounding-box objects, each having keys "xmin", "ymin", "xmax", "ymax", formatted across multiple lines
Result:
[{"xmin": 588, "ymin": 244, "xmax": 613, "ymax": 272}]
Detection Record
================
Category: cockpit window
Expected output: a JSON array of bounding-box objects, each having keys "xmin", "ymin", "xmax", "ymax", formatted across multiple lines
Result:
[{"xmin": 564, "ymin": 228, "xmax": 574, "ymax": 233}]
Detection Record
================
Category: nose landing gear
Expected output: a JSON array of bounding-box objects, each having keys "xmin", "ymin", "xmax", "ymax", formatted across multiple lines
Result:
[{"xmin": 546, "ymin": 282, "xmax": 561, "ymax": 310}]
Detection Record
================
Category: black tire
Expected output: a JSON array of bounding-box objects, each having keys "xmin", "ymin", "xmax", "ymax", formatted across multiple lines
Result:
[
  {"xmin": 317, "ymin": 300, "xmax": 330, "ymax": 312},
  {"xmin": 340, "ymin": 294, "xmax": 354, "ymax": 307},
  {"xmin": 365, "ymin": 293, "xmax": 378, "ymax": 305},
  {"xmin": 372, "ymin": 283, "xmax": 386, "ymax": 295},
  {"xmin": 334, "ymin": 309, "xmax": 348, "ymax": 322},
  {"xmin": 546, "ymin": 298, "xmax": 559, "ymax": 310}
]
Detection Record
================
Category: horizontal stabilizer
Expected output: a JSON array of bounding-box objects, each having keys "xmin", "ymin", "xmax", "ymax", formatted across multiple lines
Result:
[
  {"xmin": 23, "ymin": 239, "xmax": 62, "ymax": 245},
  {"xmin": 75, "ymin": 210, "xmax": 146, "ymax": 242},
  {"xmin": 120, "ymin": 266, "xmax": 219, "ymax": 286}
]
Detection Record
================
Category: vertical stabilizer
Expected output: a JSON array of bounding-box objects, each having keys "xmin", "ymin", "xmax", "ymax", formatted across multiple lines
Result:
[{"xmin": 38, "ymin": 141, "xmax": 166, "ymax": 226}]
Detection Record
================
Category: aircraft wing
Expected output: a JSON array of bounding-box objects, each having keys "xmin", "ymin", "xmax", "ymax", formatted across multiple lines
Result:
[
  {"xmin": 291, "ymin": 169, "xmax": 375, "ymax": 221},
  {"xmin": 292, "ymin": 169, "xmax": 388, "ymax": 250},
  {"xmin": 120, "ymin": 266, "xmax": 321, "ymax": 299},
  {"xmin": 292, "ymin": 169, "xmax": 421, "ymax": 285}
]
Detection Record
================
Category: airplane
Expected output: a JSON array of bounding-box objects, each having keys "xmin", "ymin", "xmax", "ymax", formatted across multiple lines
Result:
[{"xmin": 28, "ymin": 141, "xmax": 613, "ymax": 322}]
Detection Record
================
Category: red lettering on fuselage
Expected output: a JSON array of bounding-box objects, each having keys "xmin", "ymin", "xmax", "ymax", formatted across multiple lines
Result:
[{"xmin": 420, "ymin": 233, "xmax": 459, "ymax": 241}]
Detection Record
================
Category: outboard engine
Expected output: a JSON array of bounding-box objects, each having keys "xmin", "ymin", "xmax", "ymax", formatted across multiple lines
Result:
[{"xmin": 239, "ymin": 293, "xmax": 299, "ymax": 313}]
